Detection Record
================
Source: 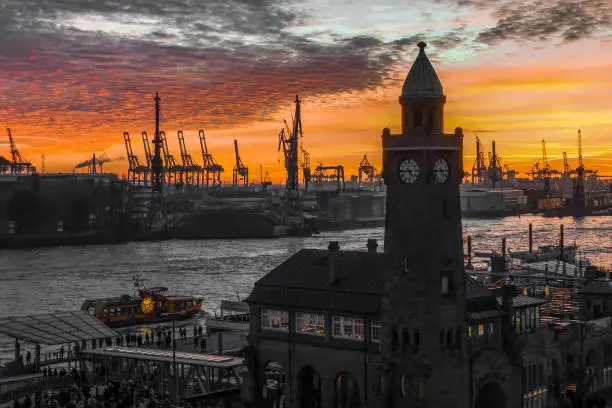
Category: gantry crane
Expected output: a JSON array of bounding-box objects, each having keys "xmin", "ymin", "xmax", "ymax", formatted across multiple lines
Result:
[
  {"xmin": 314, "ymin": 164, "xmax": 345, "ymax": 192},
  {"xmin": 160, "ymin": 131, "xmax": 182, "ymax": 184},
  {"xmin": 358, "ymin": 155, "xmax": 377, "ymax": 185},
  {"xmin": 177, "ymin": 130, "xmax": 202, "ymax": 186},
  {"xmin": 123, "ymin": 132, "xmax": 147, "ymax": 183},
  {"xmin": 141, "ymin": 131, "xmax": 153, "ymax": 185},
  {"xmin": 198, "ymin": 129, "xmax": 224, "ymax": 187},
  {"xmin": 232, "ymin": 139, "xmax": 248, "ymax": 186},
  {"xmin": 471, "ymin": 135, "xmax": 487, "ymax": 184},
  {"xmin": 577, "ymin": 129, "xmax": 583, "ymax": 170},
  {"xmin": 541, "ymin": 139, "xmax": 551, "ymax": 194},
  {"xmin": 5, "ymin": 128, "xmax": 35, "ymax": 175}
]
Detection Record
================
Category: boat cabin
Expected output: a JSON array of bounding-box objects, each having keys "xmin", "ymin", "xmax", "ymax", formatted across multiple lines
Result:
[{"xmin": 209, "ymin": 300, "xmax": 250, "ymax": 332}]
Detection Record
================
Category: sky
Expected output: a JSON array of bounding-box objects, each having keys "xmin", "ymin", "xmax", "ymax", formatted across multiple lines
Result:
[{"xmin": 1, "ymin": 0, "xmax": 611, "ymax": 182}]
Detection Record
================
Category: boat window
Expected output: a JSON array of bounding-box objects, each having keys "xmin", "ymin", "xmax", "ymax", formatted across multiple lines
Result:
[{"xmin": 103, "ymin": 309, "xmax": 109, "ymax": 317}]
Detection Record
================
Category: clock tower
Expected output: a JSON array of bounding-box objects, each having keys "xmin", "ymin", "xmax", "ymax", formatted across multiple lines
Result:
[{"xmin": 380, "ymin": 42, "xmax": 469, "ymax": 408}]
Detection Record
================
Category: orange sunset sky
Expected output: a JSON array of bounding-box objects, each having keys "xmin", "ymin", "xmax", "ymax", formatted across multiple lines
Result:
[{"xmin": 1, "ymin": 0, "xmax": 611, "ymax": 182}]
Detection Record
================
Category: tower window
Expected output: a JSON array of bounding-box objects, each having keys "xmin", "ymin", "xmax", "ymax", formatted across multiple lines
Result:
[
  {"xmin": 402, "ymin": 328, "xmax": 411, "ymax": 348},
  {"xmin": 441, "ymin": 276, "xmax": 449, "ymax": 295},
  {"xmin": 440, "ymin": 271, "xmax": 453, "ymax": 296},
  {"xmin": 414, "ymin": 111, "xmax": 422, "ymax": 127},
  {"xmin": 442, "ymin": 199, "xmax": 449, "ymax": 218}
]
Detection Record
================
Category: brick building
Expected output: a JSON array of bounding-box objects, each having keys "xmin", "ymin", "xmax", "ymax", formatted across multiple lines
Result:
[{"xmin": 242, "ymin": 42, "xmax": 612, "ymax": 408}]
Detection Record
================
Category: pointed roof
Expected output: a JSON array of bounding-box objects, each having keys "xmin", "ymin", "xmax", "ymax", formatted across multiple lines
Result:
[{"xmin": 401, "ymin": 41, "xmax": 443, "ymax": 99}]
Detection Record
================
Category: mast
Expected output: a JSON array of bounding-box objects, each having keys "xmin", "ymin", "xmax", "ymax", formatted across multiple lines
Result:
[{"xmin": 152, "ymin": 93, "xmax": 163, "ymax": 192}]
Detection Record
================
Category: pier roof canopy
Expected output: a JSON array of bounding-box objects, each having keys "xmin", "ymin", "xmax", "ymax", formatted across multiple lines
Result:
[{"xmin": 0, "ymin": 311, "xmax": 118, "ymax": 345}]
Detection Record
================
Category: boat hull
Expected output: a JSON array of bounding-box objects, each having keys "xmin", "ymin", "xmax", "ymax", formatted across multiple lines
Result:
[
  {"xmin": 104, "ymin": 310, "xmax": 202, "ymax": 328},
  {"xmin": 167, "ymin": 210, "xmax": 287, "ymax": 239}
]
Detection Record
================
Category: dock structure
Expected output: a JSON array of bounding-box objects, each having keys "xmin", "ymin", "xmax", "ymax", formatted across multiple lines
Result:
[
  {"xmin": 0, "ymin": 310, "xmax": 118, "ymax": 370},
  {"xmin": 80, "ymin": 347, "xmax": 244, "ymax": 402}
]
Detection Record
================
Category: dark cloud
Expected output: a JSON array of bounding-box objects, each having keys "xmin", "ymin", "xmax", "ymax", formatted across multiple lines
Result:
[
  {"xmin": 435, "ymin": 0, "xmax": 612, "ymax": 44},
  {"xmin": 0, "ymin": 0, "xmax": 430, "ymax": 142}
]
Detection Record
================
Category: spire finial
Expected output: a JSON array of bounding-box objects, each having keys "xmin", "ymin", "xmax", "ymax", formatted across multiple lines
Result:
[{"xmin": 417, "ymin": 41, "xmax": 427, "ymax": 50}]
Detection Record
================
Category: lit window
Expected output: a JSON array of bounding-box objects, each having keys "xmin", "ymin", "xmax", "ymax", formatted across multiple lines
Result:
[
  {"xmin": 295, "ymin": 312, "xmax": 325, "ymax": 336},
  {"xmin": 441, "ymin": 276, "xmax": 449, "ymax": 295},
  {"xmin": 478, "ymin": 324, "xmax": 484, "ymax": 336},
  {"xmin": 372, "ymin": 320, "xmax": 381, "ymax": 342},
  {"xmin": 468, "ymin": 326, "xmax": 473, "ymax": 337},
  {"xmin": 332, "ymin": 316, "xmax": 365, "ymax": 340},
  {"xmin": 261, "ymin": 309, "xmax": 289, "ymax": 331}
]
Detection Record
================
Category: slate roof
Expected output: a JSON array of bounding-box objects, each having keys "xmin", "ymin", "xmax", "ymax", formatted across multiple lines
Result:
[
  {"xmin": 579, "ymin": 280, "xmax": 612, "ymax": 296},
  {"xmin": 465, "ymin": 278, "xmax": 495, "ymax": 300},
  {"xmin": 495, "ymin": 295, "xmax": 548, "ymax": 309},
  {"xmin": 246, "ymin": 249, "xmax": 385, "ymax": 314},
  {"xmin": 401, "ymin": 42, "xmax": 444, "ymax": 99}
]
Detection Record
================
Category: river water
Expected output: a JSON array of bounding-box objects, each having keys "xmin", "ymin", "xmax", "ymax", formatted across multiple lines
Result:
[{"xmin": 0, "ymin": 215, "xmax": 611, "ymax": 360}]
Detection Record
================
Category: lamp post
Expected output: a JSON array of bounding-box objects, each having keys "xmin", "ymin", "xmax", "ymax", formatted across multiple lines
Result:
[{"xmin": 172, "ymin": 318, "xmax": 179, "ymax": 405}]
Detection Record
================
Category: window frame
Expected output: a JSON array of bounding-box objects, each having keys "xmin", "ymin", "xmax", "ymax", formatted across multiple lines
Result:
[
  {"xmin": 371, "ymin": 320, "xmax": 381, "ymax": 343},
  {"xmin": 331, "ymin": 316, "xmax": 365, "ymax": 341},
  {"xmin": 261, "ymin": 308, "xmax": 289, "ymax": 332},
  {"xmin": 295, "ymin": 311, "xmax": 326, "ymax": 336}
]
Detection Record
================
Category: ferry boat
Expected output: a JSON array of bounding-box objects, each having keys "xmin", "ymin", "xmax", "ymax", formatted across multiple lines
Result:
[{"xmin": 81, "ymin": 276, "xmax": 204, "ymax": 327}]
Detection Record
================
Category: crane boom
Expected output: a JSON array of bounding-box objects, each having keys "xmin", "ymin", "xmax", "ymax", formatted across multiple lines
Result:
[
  {"xmin": 578, "ymin": 129, "xmax": 583, "ymax": 168},
  {"xmin": 141, "ymin": 131, "xmax": 152, "ymax": 168}
]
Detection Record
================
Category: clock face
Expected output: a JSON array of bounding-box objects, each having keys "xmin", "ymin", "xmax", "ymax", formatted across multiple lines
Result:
[
  {"xmin": 141, "ymin": 297, "xmax": 154, "ymax": 314},
  {"xmin": 433, "ymin": 158, "xmax": 449, "ymax": 184},
  {"xmin": 398, "ymin": 158, "xmax": 420, "ymax": 184}
]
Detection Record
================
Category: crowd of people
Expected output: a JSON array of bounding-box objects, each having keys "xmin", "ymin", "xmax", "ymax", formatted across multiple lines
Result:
[{"xmin": 6, "ymin": 325, "xmax": 225, "ymax": 408}]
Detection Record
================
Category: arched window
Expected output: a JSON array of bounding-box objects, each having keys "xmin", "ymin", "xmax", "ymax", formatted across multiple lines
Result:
[
  {"xmin": 297, "ymin": 366, "xmax": 321, "ymax": 408},
  {"xmin": 335, "ymin": 372, "xmax": 361, "ymax": 408}
]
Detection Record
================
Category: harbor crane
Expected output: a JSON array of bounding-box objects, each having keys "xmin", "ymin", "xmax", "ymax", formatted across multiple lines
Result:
[
  {"xmin": 160, "ymin": 131, "xmax": 182, "ymax": 185},
  {"xmin": 123, "ymin": 132, "xmax": 146, "ymax": 183},
  {"xmin": 232, "ymin": 139, "xmax": 248, "ymax": 187},
  {"xmin": 198, "ymin": 129, "xmax": 224, "ymax": 187},
  {"xmin": 487, "ymin": 140, "xmax": 503, "ymax": 187},
  {"xmin": 358, "ymin": 155, "xmax": 377, "ymax": 185},
  {"xmin": 177, "ymin": 130, "xmax": 202, "ymax": 186},
  {"xmin": 541, "ymin": 139, "xmax": 551, "ymax": 194},
  {"xmin": 277, "ymin": 95, "xmax": 307, "ymax": 229},
  {"xmin": 471, "ymin": 135, "xmax": 487, "ymax": 184},
  {"xmin": 300, "ymin": 148, "xmax": 311, "ymax": 191},
  {"xmin": 259, "ymin": 165, "xmax": 272, "ymax": 188},
  {"xmin": 141, "ymin": 131, "xmax": 153, "ymax": 185},
  {"xmin": 5, "ymin": 128, "xmax": 35, "ymax": 175},
  {"xmin": 278, "ymin": 95, "xmax": 302, "ymax": 201}
]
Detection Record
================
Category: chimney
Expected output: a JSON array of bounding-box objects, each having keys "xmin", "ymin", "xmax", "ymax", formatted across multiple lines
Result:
[
  {"xmin": 328, "ymin": 241, "xmax": 340, "ymax": 284},
  {"xmin": 367, "ymin": 239, "xmax": 378, "ymax": 254}
]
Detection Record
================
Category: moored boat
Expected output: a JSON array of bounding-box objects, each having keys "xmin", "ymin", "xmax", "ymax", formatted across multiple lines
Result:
[{"xmin": 81, "ymin": 276, "xmax": 203, "ymax": 327}]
